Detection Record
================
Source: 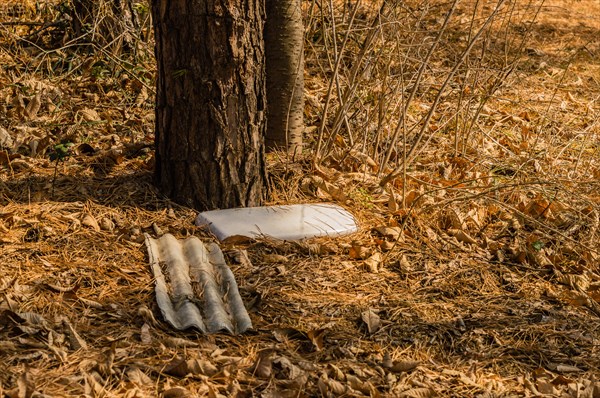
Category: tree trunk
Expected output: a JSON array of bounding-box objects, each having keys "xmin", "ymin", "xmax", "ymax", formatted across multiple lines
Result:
[
  {"xmin": 151, "ymin": 0, "xmax": 267, "ymax": 210},
  {"xmin": 265, "ymin": 0, "xmax": 304, "ymax": 155},
  {"xmin": 71, "ymin": 0, "xmax": 140, "ymax": 55}
]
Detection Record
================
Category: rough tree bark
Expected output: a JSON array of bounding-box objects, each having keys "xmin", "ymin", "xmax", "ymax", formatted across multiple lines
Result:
[
  {"xmin": 265, "ymin": 0, "xmax": 304, "ymax": 154},
  {"xmin": 151, "ymin": 1, "xmax": 267, "ymax": 210}
]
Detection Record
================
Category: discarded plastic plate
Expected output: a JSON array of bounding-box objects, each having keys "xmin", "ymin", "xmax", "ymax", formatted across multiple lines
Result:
[{"xmin": 195, "ymin": 203, "xmax": 358, "ymax": 241}]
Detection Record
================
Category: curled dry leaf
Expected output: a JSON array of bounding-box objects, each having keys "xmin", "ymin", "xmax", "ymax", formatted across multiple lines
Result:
[
  {"xmin": 346, "ymin": 374, "xmax": 374, "ymax": 395},
  {"xmin": 580, "ymin": 380, "xmax": 600, "ymax": 398},
  {"xmin": 318, "ymin": 373, "xmax": 347, "ymax": 396},
  {"xmin": 60, "ymin": 317, "xmax": 88, "ymax": 351},
  {"xmin": 60, "ymin": 214, "xmax": 81, "ymax": 230},
  {"xmin": 361, "ymin": 308, "xmax": 381, "ymax": 334},
  {"xmin": 164, "ymin": 358, "xmax": 191, "ymax": 378},
  {"xmin": 314, "ymin": 178, "xmax": 347, "ymax": 202},
  {"xmin": 162, "ymin": 336, "xmax": 199, "ymax": 348},
  {"xmin": 386, "ymin": 360, "xmax": 420, "ymax": 373},
  {"xmin": 403, "ymin": 190, "xmax": 421, "ymax": 208},
  {"xmin": 126, "ymin": 367, "xmax": 153, "ymax": 387},
  {"xmin": 134, "ymin": 86, "xmax": 149, "ymax": 108},
  {"xmin": 441, "ymin": 208, "xmax": 464, "ymax": 230},
  {"xmin": 399, "ymin": 387, "xmax": 436, "ymax": 398},
  {"xmin": 7, "ymin": 371, "xmax": 36, "ymax": 398},
  {"xmin": 25, "ymin": 93, "xmax": 42, "ymax": 119},
  {"xmin": 226, "ymin": 249, "xmax": 252, "ymax": 266},
  {"xmin": 188, "ymin": 358, "xmax": 219, "ymax": 376},
  {"xmin": 140, "ymin": 323, "xmax": 152, "ymax": 344},
  {"xmin": 272, "ymin": 356, "xmax": 304, "ymax": 381},
  {"xmin": 74, "ymin": 143, "xmax": 96, "ymax": 156},
  {"xmin": 398, "ymin": 255, "xmax": 413, "ymax": 273},
  {"xmin": 152, "ymin": 222, "xmax": 163, "ymax": 236},
  {"xmin": 364, "ymin": 252, "xmax": 383, "ymax": 273},
  {"xmin": 555, "ymin": 272, "xmax": 590, "ymax": 292},
  {"xmin": 162, "ymin": 386, "xmax": 192, "ymax": 398},
  {"xmin": 81, "ymin": 214, "xmax": 100, "ymax": 232},
  {"xmin": 262, "ymin": 253, "xmax": 289, "ymax": 263},
  {"xmin": 10, "ymin": 159, "xmax": 31, "ymax": 171},
  {"xmin": 374, "ymin": 226, "xmax": 402, "ymax": 240},
  {"xmin": 222, "ymin": 235, "xmax": 255, "ymax": 245},
  {"xmin": 307, "ymin": 328, "xmax": 326, "ymax": 351},
  {"xmin": 78, "ymin": 297, "xmax": 103, "ymax": 309},
  {"xmin": 99, "ymin": 217, "xmax": 115, "ymax": 231},
  {"xmin": 252, "ymin": 349, "xmax": 275, "ymax": 379},
  {"xmin": 294, "ymin": 241, "xmax": 337, "ymax": 256},
  {"xmin": 79, "ymin": 108, "xmax": 101, "ymax": 122},
  {"xmin": 84, "ymin": 371, "xmax": 110, "ymax": 397},
  {"xmin": 536, "ymin": 379, "xmax": 558, "ymax": 395},
  {"xmin": 0, "ymin": 127, "xmax": 14, "ymax": 149},
  {"xmin": 212, "ymin": 354, "xmax": 243, "ymax": 365},
  {"xmin": 447, "ymin": 229, "xmax": 478, "ymax": 245},
  {"xmin": 349, "ymin": 241, "xmax": 373, "ymax": 260},
  {"xmin": 272, "ymin": 327, "xmax": 310, "ymax": 344},
  {"xmin": 0, "ymin": 340, "xmax": 17, "ymax": 352},
  {"xmin": 327, "ymin": 364, "xmax": 345, "ymax": 381},
  {"xmin": 379, "ymin": 240, "xmax": 395, "ymax": 251}
]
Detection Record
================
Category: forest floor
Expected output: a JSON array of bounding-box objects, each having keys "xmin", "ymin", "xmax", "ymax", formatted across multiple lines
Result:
[{"xmin": 1, "ymin": 0, "xmax": 600, "ymax": 397}]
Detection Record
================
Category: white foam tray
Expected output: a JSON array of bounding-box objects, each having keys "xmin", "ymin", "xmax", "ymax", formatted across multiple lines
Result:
[{"xmin": 195, "ymin": 203, "xmax": 358, "ymax": 241}]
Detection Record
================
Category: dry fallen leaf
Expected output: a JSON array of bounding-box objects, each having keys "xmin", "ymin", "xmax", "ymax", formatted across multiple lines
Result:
[
  {"xmin": 59, "ymin": 317, "xmax": 88, "ymax": 351},
  {"xmin": 399, "ymin": 387, "xmax": 435, "ymax": 398},
  {"xmin": 262, "ymin": 253, "xmax": 289, "ymax": 263},
  {"xmin": 361, "ymin": 308, "xmax": 381, "ymax": 334},
  {"xmin": 162, "ymin": 386, "xmax": 192, "ymax": 398},
  {"xmin": 99, "ymin": 217, "xmax": 115, "ymax": 231},
  {"xmin": 187, "ymin": 358, "xmax": 219, "ymax": 376},
  {"xmin": 307, "ymin": 328, "xmax": 326, "ymax": 351},
  {"xmin": 162, "ymin": 336, "xmax": 199, "ymax": 348},
  {"xmin": 79, "ymin": 108, "xmax": 101, "ymax": 122},
  {"xmin": 346, "ymin": 374, "xmax": 374, "ymax": 395},
  {"xmin": 398, "ymin": 255, "xmax": 413, "ymax": 273},
  {"xmin": 388, "ymin": 188, "xmax": 398, "ymax": 213},
  {"xmin": 140, "ymin": 323, "xmax": 152, "ymax": 344},
  {"xmin": 555, "ymin": 272, "xmax": 590, "ymax": 292},
  {"xmin": 447, "ymin": 229, "xmax": 478, "ymax": 245},
  {"xmin": 374, "ymin": 226, "xmax": 402, "ymax": 240},
  {"xmin": 387, "ymin": 360, "xmax": 420, "ymax": 373},
  {"xmin": 318, "ymin": 373, "xmax": 348, "ymax": 396},
  {"xmin": 6, "ymin": 371, "xmax": 36, "ymax": 398},
  {"xmin": 25, "ymin": 93, "xmax": 41, "ymax": 119},
  {"xmin": 364, "ymin": 252, "xmax": 383, "ymax": 273},
  {"xmin": 0, "ymin": 127, "xmax": 14, "ymax": 149},
  {"xmin": 126, "ymin": 367, "xmax": 153, "ymax": 387},
  {"xmin": 226, "ymin": 249, "xmax": 252, "ymax": 266},
  {"xmin": 536, "ymin": 379, "xmax": 558, "ymax": 395},
  {"xmin": 349, "ymin": 241, "xmax": 373, "ymax": 259},
  {"xmin": 252, "ymin": 349, "xmax": 275, "ymax": 379},
  {"xmin": 81, "ymin": 214, "xmax": 100, "ymax": 232},
  {"xmin": 164, "ymin": 358, "xmax": 191, "ymax": 378}
]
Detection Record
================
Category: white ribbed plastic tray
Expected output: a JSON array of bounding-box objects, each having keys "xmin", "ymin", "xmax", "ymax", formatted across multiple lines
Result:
[{"xmin": 145, "ymin": 234, "xmax": 252, "ymax": 334}]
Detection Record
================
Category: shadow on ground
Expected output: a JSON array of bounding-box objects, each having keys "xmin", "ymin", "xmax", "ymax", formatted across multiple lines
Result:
[{"xmin": 0, "ymin": 167, "xmax": 164, "ymax": 209}]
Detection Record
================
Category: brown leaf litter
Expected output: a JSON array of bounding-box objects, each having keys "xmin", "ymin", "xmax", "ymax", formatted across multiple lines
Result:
[{"xmin": 2, "ymin": 0, "xmax": 600, "ymax": 396}]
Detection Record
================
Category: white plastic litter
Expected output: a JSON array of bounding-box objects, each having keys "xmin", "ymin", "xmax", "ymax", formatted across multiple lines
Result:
[
  {"xmin": 145, "ymin": 234, "xmax": 252, "ymax": 334},
  {"xmin": 195, "ymin": 203, "xmax": 358, "ymax": 241}
]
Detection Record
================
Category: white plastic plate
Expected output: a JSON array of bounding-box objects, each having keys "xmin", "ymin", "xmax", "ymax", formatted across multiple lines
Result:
[{"xmin": 195, "ymin": 203, "xmax": 358, "ymax": 241}]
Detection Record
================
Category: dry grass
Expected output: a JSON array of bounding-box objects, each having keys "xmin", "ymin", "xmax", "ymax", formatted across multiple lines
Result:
[{"xmin": 1, "ymin": 0, "xmax": 600, "ymax": 397}]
